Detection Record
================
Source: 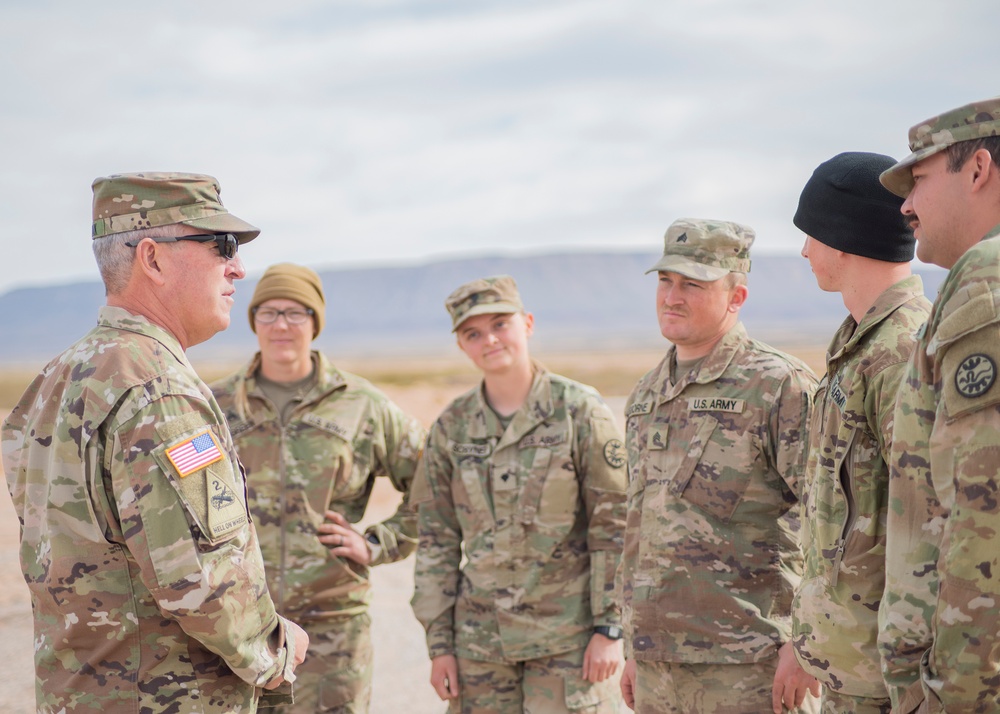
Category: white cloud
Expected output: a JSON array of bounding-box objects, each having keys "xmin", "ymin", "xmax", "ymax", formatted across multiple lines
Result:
[{"xmin": 1, "ymin": 0, "xmax": 998, "ymax": 292}]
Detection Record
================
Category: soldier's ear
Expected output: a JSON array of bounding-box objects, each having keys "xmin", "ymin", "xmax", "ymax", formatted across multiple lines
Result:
[
  {"xmin": 133, "ymin": 238, "xmax": 169, "ymax": 287},
  {"xmin": 727, "ymin": 284, "xmax": 748, "ymax": 313}
]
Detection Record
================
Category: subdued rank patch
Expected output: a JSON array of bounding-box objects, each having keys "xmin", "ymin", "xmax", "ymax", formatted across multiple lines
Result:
[
  {"xmin": 165, "ymin": 430, "xmax": 224, "ymax": 477},
  {"xmin": 206, "ymin": 470, "xmax": 248, "ymax": 538},
  {"xmin": 955, "ymin": 353, "xmax": 997, "ymax": 398},
  {"xmin": 687, "ymin": 397, "xmax": 746, "ymax": 413},
  {"xmin": 604, "ymin": 439, "xmax": 626, "ymax": 468}
]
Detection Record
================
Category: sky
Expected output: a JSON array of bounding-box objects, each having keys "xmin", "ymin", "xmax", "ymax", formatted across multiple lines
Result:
[{"xmin": 1, "ymin": 0, "xmax": 996, "ymax": 295}]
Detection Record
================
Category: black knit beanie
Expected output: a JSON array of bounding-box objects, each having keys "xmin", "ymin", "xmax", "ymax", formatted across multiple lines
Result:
[{"xmin": 793, "ymin": 152, "xmax": 914, "ymax": 262}]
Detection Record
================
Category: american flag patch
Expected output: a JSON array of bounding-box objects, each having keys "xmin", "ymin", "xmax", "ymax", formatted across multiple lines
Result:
[{"xmin": 165, "ymin": 430, "xmax": 224, "ymax": 477}]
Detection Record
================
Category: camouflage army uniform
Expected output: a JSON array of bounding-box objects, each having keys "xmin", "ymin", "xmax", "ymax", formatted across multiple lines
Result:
[
  {"xmin": 1, "ymin": 307, "xmax": 299, "ymax": 713},
  {"xmin": 621, "ymin": 322, "xmax": 817, "ymax": 706},
  {"xmin": 212, "ymin": 350, "xmax": 425, "ymax": 713},
  {"xmin": 791, "ymin": 276, "xmax": 930, "ymax": 709},
  {"xmin": 879, "ymin": 227, "xmax": 1000, "ymax": 713},
  {"xmin": 410, "ymin": 362, "xmax": 627, "ymax": 712}
]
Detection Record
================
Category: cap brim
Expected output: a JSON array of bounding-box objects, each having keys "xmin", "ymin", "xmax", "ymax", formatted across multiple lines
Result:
[
  {"xmin": 451, "ymin": 303, "xmax": 521, "ymax": 332},
  {"xmin": 880, "ymin": 144, "xmax": 950, "ymax": 198},
  {"xmin": 183, "ymin": 214, "xmax": 261, "ymax": 243},
  {"xmin": 644, "ymin": 255, "xmax": 730, "ymax": 281}
]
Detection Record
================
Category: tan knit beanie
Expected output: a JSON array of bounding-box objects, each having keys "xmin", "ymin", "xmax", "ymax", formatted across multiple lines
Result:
[{"xmin": 248, "ymin": 263, "xmax": 326, "ymax": 338}]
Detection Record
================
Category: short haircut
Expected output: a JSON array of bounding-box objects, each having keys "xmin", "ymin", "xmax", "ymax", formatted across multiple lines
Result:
[
  {"xmin": 92, "ymin": 225, "xmax": 181, "ymax": 296},
  {"xmin": 725, "ymin": 272, "xmax": 748, "ymax": 289},
  {"xmin": 945, "ymin": 136, "xmax": 1000, "ymax": 174}
]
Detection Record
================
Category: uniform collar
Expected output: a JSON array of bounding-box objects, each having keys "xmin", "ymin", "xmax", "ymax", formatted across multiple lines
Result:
[
  {"xmin": 657, "ymin": 322, "xmax": 748, "ymax": 402},
  {"xmin": 470, "ymin": 361, "xmax": 553, "ymax": 447},
  {"xmin": 98, "ymin": 305, "xmax": 189, "ymax": 367},
  {"xmin": 827, "ymin": 274, "xmax": 925, "ymax": 363},
  {"xmin": 234, "ymin": 350, "xmax": 348, "ymax": 417}
]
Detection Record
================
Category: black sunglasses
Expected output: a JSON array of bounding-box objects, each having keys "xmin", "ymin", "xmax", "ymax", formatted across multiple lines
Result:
[{"xmin": 124, "ymin": 233, "xmax": 239, "ymax": 260}]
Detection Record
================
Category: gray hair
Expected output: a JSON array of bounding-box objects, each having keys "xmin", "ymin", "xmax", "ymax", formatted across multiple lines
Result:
[{"xmin": 92, "ymin": 225, "xmax": 182, "ymax": 295}]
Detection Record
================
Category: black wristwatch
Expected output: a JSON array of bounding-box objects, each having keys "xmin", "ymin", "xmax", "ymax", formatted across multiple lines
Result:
[{"xmin": 593, "ymin": 625, "xmax": 623, "ymax": 640}]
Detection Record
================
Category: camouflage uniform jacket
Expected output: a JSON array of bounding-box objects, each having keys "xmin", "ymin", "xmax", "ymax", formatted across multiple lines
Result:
[
  {"xmin": 212, "ymin": 351, "xmax": 425, "ymax": 621},
  {"xmin": 792, "ymin": 275, "xmax": 930, "ymax": 697},
  {"xmin": 0, "ymin": 306, "xmax": 297, "ymax": 713},
  {"xmin": 879, "ymin": 227, "xmax": 1000, "ymax": 713},
  {"xmin": 621, "ymin": 322, "xmax": 817, "ymax": 664},
  {"xmin": 410, "ymin": 364, "xmax": 627, "ymax": 662}
]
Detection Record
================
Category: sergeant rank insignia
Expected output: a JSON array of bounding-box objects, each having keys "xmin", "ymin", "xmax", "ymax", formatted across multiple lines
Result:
[{"xmin": 955, "ymin": 353, "xmax": 996, "ymax": 398}]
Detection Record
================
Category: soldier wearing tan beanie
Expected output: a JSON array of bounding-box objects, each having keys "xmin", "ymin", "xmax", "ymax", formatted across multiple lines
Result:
[
  {"xmin": 213, "ymin": 262, "xmax": 425, "ymax": 714},
  {"xmin": 248, "ymin": 263, "xmax": 327, "ymax": 339}
]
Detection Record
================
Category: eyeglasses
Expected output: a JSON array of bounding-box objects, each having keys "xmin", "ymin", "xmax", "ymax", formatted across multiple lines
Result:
[
  {"xmin": 124, "ymin": 233, "xmax": 240, "ymax": 260},
  {"xmin": 252, "ymin": 307, "xmax": 315, "ymax": 325}
]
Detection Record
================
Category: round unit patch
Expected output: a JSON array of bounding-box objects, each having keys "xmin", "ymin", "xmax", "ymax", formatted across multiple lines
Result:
[
  {"xmin": 603, "ymin": 439, "xmax": 626, "ymax": 468},
  {"xmin": 955, "ymin": 353, "xmax": 997, "ymax": 398}
]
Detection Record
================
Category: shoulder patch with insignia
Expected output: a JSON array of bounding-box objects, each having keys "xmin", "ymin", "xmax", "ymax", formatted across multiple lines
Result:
[
  {"xmin": 603, "ymin": 439, "xmax": 626, "ymax": 468},
  {"xmin": 955, "ymin": 353, "xmax": 997, "ymax": 398},
  {"xmin": 165, "ymin": 430, "xmax": 224, "ymax": 477}
]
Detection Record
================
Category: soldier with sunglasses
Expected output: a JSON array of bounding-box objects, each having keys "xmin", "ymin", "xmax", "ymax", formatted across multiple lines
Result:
[{"xmin": 1, "ymin": 172, "xmax": 309, "ymax": 712}]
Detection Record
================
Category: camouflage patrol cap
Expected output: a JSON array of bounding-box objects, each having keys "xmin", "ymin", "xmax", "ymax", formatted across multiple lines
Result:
[
  {"xmin": 445, "ymin": 275, "xmax": 524, "ymax": 331},
  {"xmin": 645, "ymin": 218, "xmax": 754, "ymax": 281},
  {"xmin": 881, "ymin": 97, "xmax": 1000, "ymax": 197},
  {"xmin": 91, "ymin": 172, "xmax": 260, "ymax": 243}
]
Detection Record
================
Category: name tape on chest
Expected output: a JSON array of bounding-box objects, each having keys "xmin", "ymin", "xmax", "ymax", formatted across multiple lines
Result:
[
  {"xmin": 450, "ymin": 441, "xmax": 492, "ymax": 457},
  {"xmin": 166, "ymin": 430, "xmax": 225, "ymax": 478},
  {"xmin": 625, "ymin": 401, "xmax": 651, "ymax": 418},
  {"xmin": 687, "ymin": 397, "xmax": 745, "ymax": 413}
]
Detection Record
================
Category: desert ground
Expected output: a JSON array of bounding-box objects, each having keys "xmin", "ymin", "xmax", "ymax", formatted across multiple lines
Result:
[{"xmin": 0, "ymin": 345, "xmax": 826, "ymax": 713}]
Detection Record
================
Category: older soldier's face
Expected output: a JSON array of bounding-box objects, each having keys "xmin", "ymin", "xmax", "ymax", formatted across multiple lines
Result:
[
  {"xmin": 164, "ymin": 228, "xmax": 247, "ymax": 347},
  {"xmin": 456, "ymin": 311, "xmax": 534, "ymax": 374},
  {"xmin": 656, "ymin": 270, "xmax": 745, "ymax": 357},
  {"xmin": 902, "ymin": 152, "xmax": 968, "ymax": 269}
]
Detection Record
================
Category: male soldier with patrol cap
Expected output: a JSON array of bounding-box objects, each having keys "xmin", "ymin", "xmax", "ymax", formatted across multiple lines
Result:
[
  {"xmin": 790, "ymin": 152, "xmax": 931, "ymax": 713},
  {"xmin": 1, "ymin": 172, "xmax": 308, "ymax": 712},
  {"xmin": 877, "ymin": 97, "xmax": 1000, "ymax": 712},
  {"xmin": 617, "ymin": 219, "xmax": 820, "ymax": 713},
  {"xmin": 212, "ymin": 263, "xmax": 426, "ymax": 713}
]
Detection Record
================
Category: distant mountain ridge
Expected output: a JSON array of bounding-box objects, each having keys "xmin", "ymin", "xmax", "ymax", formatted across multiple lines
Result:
[{"xmin": 0, "ymin": 251, "xmax": 945, "ymax": 366}]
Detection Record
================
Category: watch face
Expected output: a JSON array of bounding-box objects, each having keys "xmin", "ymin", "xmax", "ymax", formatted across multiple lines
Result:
[{"xmin": 595, "ymin": 625, "xmax": 623, "ymax": 640}]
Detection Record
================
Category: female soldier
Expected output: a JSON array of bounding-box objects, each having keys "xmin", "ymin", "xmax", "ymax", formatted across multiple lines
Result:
[
  {"xmin": 410, "ymin": 275, "xmax": 627, "ymax": 713},
  {"xmin": 212, "ymin": 263, "xmax": 425, "ymax": 713}
]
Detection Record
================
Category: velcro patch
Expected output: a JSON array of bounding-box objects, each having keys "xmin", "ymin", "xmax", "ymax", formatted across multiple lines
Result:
[
  {"xmin": 647, "ymin": 425, "xmax": 668, "ymax": 450},
  {"xmin": 955, "ymin": 353, "xmax": 997, "ymax": 398},
  {"xmin": 941, "ymin": 324, "xmax": 1000, "ymax": 421},
  {"xmin": 165, "ymin": 430, "xmax": 224, "ymax": 477},
  {"xmin": 626, "ymin": 401, "xmax": 651, "ymax": 418},
  {"xmin": 519, "ymin": 433, "xmax": 566, "ymax": 448},
  {"xmin": 687, "ymin": 397, "xmax": 745, "ymax": 413},
  {"xmin": 206, "ymin": 470, "xmax": 248, "ymax": 538},
  {"xmin": 604, "ymin": 439, "xmax": 626, "ymax": 468},
  {"xmin": 301, "ymin": 413, "xmax": 350, "ymax": 439},
  {"xmin": 450, "ymin": 441, "xmax": 492, "ymax": 457}
]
